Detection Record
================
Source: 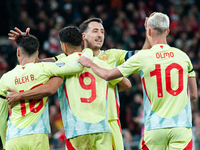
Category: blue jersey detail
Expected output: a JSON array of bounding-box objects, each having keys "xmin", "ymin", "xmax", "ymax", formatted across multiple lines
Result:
[
  {"xmin": 58, "ymin": 82, "xmax": 111, "ymax": 139},
  {"xmin": 140, "ymin": 69, "xmax": 192, "ymax": 131},
  {"xmin": 125, "ymin": 51, "xmax": 136, "ymax": 60},
  {"xmin": 6, "ymin": 103, "xmax": 50, "ymax": 140}
]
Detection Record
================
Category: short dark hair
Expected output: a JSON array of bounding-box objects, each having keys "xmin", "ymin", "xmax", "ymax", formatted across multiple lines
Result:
[
  {"xmin": 59, "ymin": 26, "xmax": 82, "ymax": 47},
  {"xmin": 79, "ymin": 18, "xmax": 103, "ymax": 33},
  {"xmin": 16, "ymin": 34, "xmax": 39, "ymax": 56}
]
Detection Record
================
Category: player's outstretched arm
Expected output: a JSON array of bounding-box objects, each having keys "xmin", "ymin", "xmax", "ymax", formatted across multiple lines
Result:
[
  {"xmin": 8, "ymin": 27, "xmax": 30, "ymax": 41},
  {"xmin": 35, "ymin": 57, "xmax": 56, "ymax": 63},
  {"xmin": 78, "ymin": 56, "xmax": 123, "ymax": 80},
  {"xmin": 118, "ymin": 78, "xmax": 132, "ymax": 92},
  {"xmin": 6, "ymin": 77, "xmax": 63, "ymax": 107},
  {"xmin": 189, "ymin": 77, "xmax": 197, "ymax": 101}
]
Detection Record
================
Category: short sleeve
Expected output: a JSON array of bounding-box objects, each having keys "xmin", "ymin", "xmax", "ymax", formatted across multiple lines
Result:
[
  {"xmin": 109, "ymin": 49, "xmax": 127, "ymax": 65},
  {"xmin": 188, "ymin": 58, "xmax": 196, "ymax": 78},
  {"xmin": 42, "ymin": 48, "xmax": 94, "ymax": 78},
  {"xmin": 53, "ymin": 53, "xmax": 67, "ymax": 61},
  {"xmin": 118, "ymin": 51, "xmax": 141, "ymax": 77},
  {"xmin": 41, "ymin": 60, "xmax": 83, "ymax": 78},
  {"xmin": 108, "ymin": 77, "xmax": 123, "ymax": 85}
]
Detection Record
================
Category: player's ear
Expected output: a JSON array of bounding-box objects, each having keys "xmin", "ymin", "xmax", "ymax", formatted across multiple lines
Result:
[
  {"xmin": 166, "ymin": 29, "xmax": 170, "ymax": 36},
  {"xmin": 63, "ymin": 43, "xmax": 68, "ymax": 50},
  {"xmin": 35, "ymin": 51, "xmax": 39, "ymax": 57},
  {"xmin": 17, "ymin": 49, "xmax": 20, "ymax": 57},
  {"xmin": 82, "ymin": 33, "xmax": 86, "ymax": 40},
  {"xmin": 148, "ymin": 28, "xmax": 151, "ymax": 37}
]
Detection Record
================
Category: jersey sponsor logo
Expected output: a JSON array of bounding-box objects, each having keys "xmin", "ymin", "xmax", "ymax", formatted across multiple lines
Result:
[
  {"xmin": 14, "ymin": 74, "xmax": 35, "ymax": 85},
  {"xmin": 156, "ymin": 52, "xmax": 174, "ymax": 59},
  {"xmin": 56, "ymin": 62, "xmax": 65, "ymax": 67},
  {"xmin": 99, "ymin": 54, "xmax": 108, "ymax": 62}
]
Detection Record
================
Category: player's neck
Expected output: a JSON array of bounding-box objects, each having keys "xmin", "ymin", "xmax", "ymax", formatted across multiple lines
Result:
[
  {"xmin": 67, "ymin": 48, "xmax": 82, "ymax": 55},
  {"xmin": 65, "ymin": 46, "xmax": 82, "ymax": 55},
  {"xmin": 19, "ymin": 57, "xmax": 36, "ymax": 66},
  {"xmin": 151, "ymin": 37, "xmax": 167, "ymax": 46},
  {"xmin": 83, "ymin": 41, "xmax": 100, "ymax": 56},
  {"xmin": 93, "ymin": 49, "xmax": 100, "ymax": 56}
]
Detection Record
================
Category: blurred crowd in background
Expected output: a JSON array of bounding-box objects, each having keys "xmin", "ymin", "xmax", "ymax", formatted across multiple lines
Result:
[{"xmin": 0, "ymin": 0, "xmax": 200, "ymax": 149}]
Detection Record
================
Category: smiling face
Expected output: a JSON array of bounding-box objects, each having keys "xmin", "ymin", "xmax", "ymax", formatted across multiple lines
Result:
[{"xmin": 82, "ymin": 22, "xmax": 105, "ymax": 51}]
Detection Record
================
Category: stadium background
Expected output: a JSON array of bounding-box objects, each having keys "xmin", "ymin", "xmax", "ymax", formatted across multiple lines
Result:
[{"xmin": 0, "ymin": 0, "xmax": 200, "ymax": 149}]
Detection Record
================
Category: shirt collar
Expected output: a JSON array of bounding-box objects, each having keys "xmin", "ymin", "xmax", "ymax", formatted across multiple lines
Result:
[{"xmin": 150, "ymin": 44, "xmax": 171, "ymax": 50}]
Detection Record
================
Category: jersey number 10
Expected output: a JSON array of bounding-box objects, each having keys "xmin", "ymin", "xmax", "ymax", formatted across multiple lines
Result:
[
  {"xmin": 19, "ymin": 84, "xmax": 44, "ymax": 116},
  {"xmin": 150, "ymin": 63, "xmax": 183, "ymax": 98}
]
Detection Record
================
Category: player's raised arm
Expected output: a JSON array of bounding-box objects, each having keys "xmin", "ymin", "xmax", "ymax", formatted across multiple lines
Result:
[
  {"xmin": 6, "ymin": 77, "xmax": 63, "ymax": 107},
  {"xmin": 142, "ymin": 13, "xmax": 155, "ymax": 50},
  {"xmin": 8, "ymin": 27, "xmax": 30, "ymax": 41},
  {"xmin": 78, "ymin": 56, "xmax": 123, "ymax": 81}
]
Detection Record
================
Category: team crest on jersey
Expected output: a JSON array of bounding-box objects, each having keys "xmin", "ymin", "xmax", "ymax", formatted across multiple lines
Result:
[
  {"xmin": 56, "ymin": 62, "xmax": 65, "ymax": 67},
  {"xmin": 99, "ymin": 54, "xmax": 108, "ymax": 62}
]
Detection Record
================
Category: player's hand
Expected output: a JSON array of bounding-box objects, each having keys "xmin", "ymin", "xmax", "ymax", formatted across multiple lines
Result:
[
  {"xmin": 8, "ymin": 27, "xmax": 30, "ymax": 41},
  {"xmin": 78, "ymin": 56, "xmax": 93, "ymax": 68},
  {"xmin": 6, "ymin": 88, "xmax": 21, "ymax": 107},
  {"xmin": 144, "ymin": 17, "xmax": 148, "ymax": 30}
]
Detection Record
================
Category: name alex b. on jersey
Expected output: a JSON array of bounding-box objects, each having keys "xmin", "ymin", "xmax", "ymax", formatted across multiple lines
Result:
[{"xmin": 15, "ymin": 74, "xmax": 36, "ymax": 85}]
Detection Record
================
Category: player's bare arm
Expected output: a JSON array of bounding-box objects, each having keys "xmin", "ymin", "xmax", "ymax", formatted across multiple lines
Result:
[
  {"xmin": 35, "ymin": 57, "xmax": 56, "ymax": 63},
  {"xmin": 189, "ymin": 77, "xmax": 197, "ymax": 101},
  {"xmin": 6, "ymin": 77, "xmax": 63, "ymax": 107},
  {"xmin": 117, "ymin": 78, "xmax": 131, "ymax": 92},
  {"xmin": 78, "ymin": 56, "xmax": 123, "ymax": 81}
]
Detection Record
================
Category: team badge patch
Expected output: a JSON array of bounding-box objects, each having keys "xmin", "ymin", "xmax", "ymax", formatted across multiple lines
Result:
[
  {"xmin": 99, "ymin": 54, "xmax": 108, "ymax": 62},
  {"xmin": 56, "ymin": 62, "xmax": 65, "ymax": 67}
]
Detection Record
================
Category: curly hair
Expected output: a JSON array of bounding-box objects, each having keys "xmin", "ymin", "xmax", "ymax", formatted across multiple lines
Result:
[
  {"xmin": 16, "ymin": 34, "xmax": 39, "ymax": 56},
  {"xmin": 59, "ymin": 26, "xmax": 82, "ymax": 46}
]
